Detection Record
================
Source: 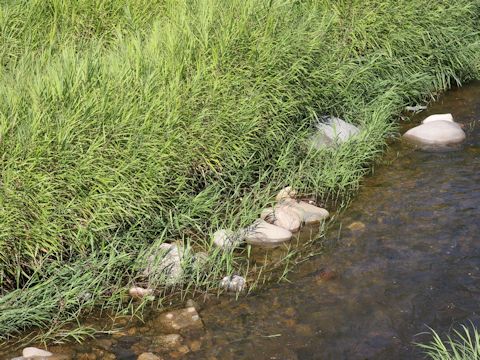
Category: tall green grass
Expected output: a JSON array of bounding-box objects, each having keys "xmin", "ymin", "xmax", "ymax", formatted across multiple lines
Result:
[
  {"xmin": 419, "ymin": 326, "xmax": 480, "ymax": 360},
  {"xmin": 0, "ymin": 0, "xmax": 479, "ymax": 344}
]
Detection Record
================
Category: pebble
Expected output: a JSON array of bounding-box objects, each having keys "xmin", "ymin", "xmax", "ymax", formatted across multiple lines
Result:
[
  {"xmin": 220, "ymin": 275, "xmax": 246, "ymax": 293},
  {"xmin": 129, "ymin": 287, "xmax": 154, "ymax": 299},
  {"xmin": 22, "ymin": 347, "xmax": 52, "ymax": 358},
  {"xmin": 138, "ymin": 353, "xmax": 163, "ymax": 360},
  {"xmin": 348, "ymin": 221, "xmax": 366, "ymax": 231}
]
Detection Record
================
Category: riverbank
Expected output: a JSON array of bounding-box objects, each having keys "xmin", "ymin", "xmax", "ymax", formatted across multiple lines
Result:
[{"xmin": 0, "ymin": 0, "xmax": 479, "ymax": 344}]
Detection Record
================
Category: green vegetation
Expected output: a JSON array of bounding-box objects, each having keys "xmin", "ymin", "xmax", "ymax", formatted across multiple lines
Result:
[
  {"xmin": 0, "ymin": 0, "xmax": 479, "ymax": 344},
  {"xmin": 419, "ymin": 325, "xmax": 480, "ymax": 360}
]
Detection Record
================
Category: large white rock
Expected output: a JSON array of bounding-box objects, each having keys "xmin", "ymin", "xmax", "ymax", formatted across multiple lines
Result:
[
  {"xmin": 260, "ymin": 207, "xmax": 301, "ymax": 232},
  {"xmin": 312, "ymin": 117, "xmax": 361, "ymax": 148},
  {"xmin": 403, "ymin": 120, "xmax": 465, "ymax": 146},
  {"xmin": 22, "ymin": 347, "xmax": 52, "ymax": 358},
  {"xmin": 280, "ymin": 199, "xmax": 329, "ymax": 224},
  {"xmin": 422, "ymin": 113, "xmax": 454, "ymax": 124},
  {"xmin": 245, "ymin": 220, "xmax": 292, "ymax": 246}
]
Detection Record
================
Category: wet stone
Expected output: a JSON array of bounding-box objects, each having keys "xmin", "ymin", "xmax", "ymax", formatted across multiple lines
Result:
[
  {"xmin": 151, "ymin": 334, "xmax": 183, "ymax": 351},
  {"xmin": 154, "ymin": 307, "xmax": 204, "ymax": 333},
  {"xmin": 22, "ymin": 347, "xmax": 53, "ymax": 359},
  {"xmin": 403, "ymin": 120, "xmax": 466, "ymax": 146},
  {"xmin": 348, "ymin": 221, "xmax": 366, "ymax": 231},
  {"xmin": 138, "ymin": 353, "xmax": 163, "ymax": 360}
]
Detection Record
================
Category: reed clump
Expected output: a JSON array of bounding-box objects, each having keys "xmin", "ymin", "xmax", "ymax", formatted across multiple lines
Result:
[{"xmin": 0, "ymin": 0, "xmax": 479, "ymax": 343}]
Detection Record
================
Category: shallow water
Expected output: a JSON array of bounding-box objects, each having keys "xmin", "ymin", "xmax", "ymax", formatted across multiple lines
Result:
[{"xmin": 4, "ymin": 82, "xmax": 480, "ymax": 359}]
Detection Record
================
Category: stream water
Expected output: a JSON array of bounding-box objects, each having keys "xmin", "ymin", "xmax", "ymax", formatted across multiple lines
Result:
[{"xmin": 4, "ymin": 81, "xmax": 480, "ymax": 360}]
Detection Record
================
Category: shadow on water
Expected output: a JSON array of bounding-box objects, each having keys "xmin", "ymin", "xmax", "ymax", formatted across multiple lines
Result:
[{"xmin": 4, "ymin": 82, "xmax": 480, "ymax": 360}]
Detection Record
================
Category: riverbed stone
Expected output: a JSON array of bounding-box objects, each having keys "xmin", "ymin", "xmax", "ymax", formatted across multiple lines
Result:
[
  {"xmin": 422, "ymin": 113, "xmax": 454, "ymax": 124},
  {"xmin": 129, "ymin": 286, "xmax": 154, "ymax": 299},
  {"xmin": 22, "ymin": 347, "xmax": 52, "ymax": 359},
  {"xmin": 151, "ymin": 334, "xmax": 183, "ymax": 351},
  {"xmin": 403, "ymin": 120, "xmax": 465, "ymax": 146},
  {"xmin": 244, "ymin": 220, "xmax": 293, "ymax": 246},
  {"xmin": 261, "ymin": 207, "xmax": 301, "ymax": 232},
  {"xmin": 275, "ymin": 186, "xmax": 296, "ymax": 202},
  {"xmin": 154, "ymin": 307, "xmax": 204, "ymax": 332},
  {"xmin": 281, "ymin": 200, "xmax": 329, "ymax": 224},
  {"xmin": 138, "ymin": 353, "xmax": 162, "ymax": 360},
  {"xmin": 220, "ymin": 275, "xmax": 246, "ymax": 293},
  {"xmin": 311, "ymin": 117, "xmax": 361, "ymax": 148}
]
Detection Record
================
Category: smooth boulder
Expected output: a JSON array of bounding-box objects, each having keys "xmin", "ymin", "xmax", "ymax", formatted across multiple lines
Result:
[
  {"xmin": 422, "ymin": 113, "xmax": 453, "ymax": 124},
  {"xmin": 280, "ymin": 199, "xmax": 329, "ymax": 224},
  {"xmin": 403, "ymin": 120, "xmax": 465, "ymax": 146},
  {"xmin": 260, "ymin": 207, "xmax": 301, "ymax": 232},
  {"xmin": 245, "ymin": 220, "xmax": 292, "ymax": 246}
]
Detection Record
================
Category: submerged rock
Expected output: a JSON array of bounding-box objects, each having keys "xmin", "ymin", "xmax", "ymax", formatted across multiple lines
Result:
[
  {"xmin": 260, "ymin": 206, "xmax": 301, "ymax": 232},
  {"xmin": 129, "ymin": 286, "xmax": 154, "ymax": 299},
  {"xmin": 244, "ymin": 220, "xmax": 293, "ymax": 246},
  {"xmin": 155, "ymin": 307, "xmax": 204, "ymax": 332},
  {"xmin": 422, "ymin": 113, "xmax": 454, "ymax": 124},
  {"xmin": 280, "ymin": 199, "xmax": 329, "ymax": 224},
  {"xmin": 311, "ymin": 117, "xmax": 361, "ymax": 148},
  {"xmin": 275, "ymin": 186, "xmax": 297, "ymax": 202},
  {"xmin": 138, "ymin": 353, "xmax": 163, "ymax": 360},
  {"xmin": 151, "ymin": 333, "xmax": 183, "ymax": 351},
  {"xmin": 220, "ymin": 275, "xmax": 246, "ymax": 293},
  {"xmin": 403, "ymin": 120, "xmax": 465, "ymax": 146},
  {"xmin": 348, "ymin": 221, "xmax": 366, "ymax": 231},
  {"xmin": 22, "ymin": 347, "xmax": 52, "ymax": 359}
]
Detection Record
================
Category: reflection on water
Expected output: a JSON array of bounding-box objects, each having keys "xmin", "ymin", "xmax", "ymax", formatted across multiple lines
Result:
[{"xmin": 3, "ymin": 82, "xmax": 480, "ymax": 359}]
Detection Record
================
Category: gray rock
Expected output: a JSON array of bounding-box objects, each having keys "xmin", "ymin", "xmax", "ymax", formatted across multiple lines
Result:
[
  {"xmin": 311, "ymin": 117, "xmax": 360, "ymax": 148},
  {"xmin": 403, "ymin": 120, "xmax": 465, "ymax": 146},
  {"xmin": 244, "ymin": 220, "xmax": 292, "ymax": 247},
  {"xmin": 220, "ymin": 275, "xmax": 246, "ymax": 293}
]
